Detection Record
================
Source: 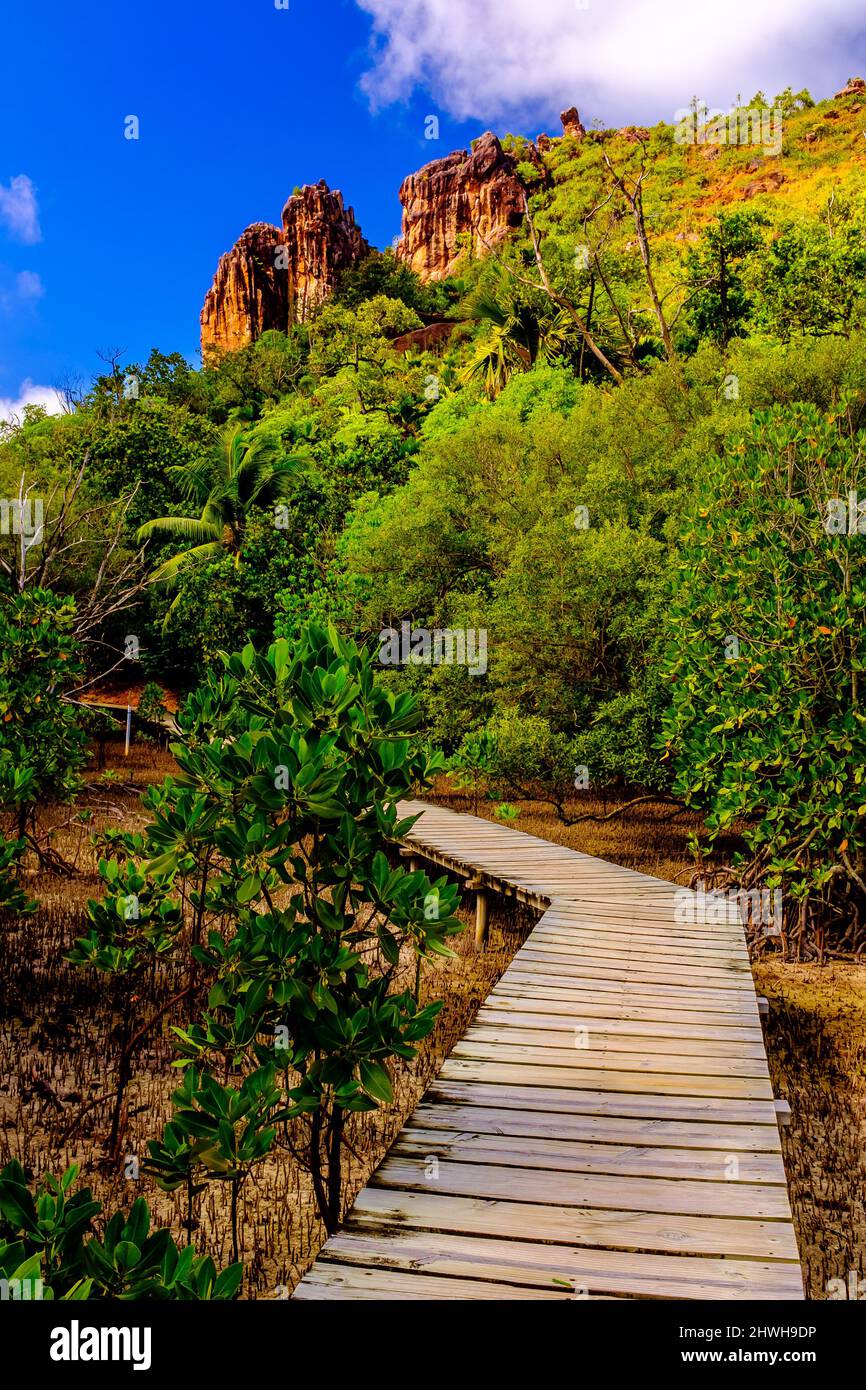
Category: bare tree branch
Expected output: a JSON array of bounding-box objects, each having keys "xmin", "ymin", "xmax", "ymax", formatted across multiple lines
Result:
[{"xmin": 602, "ymin": 144, "xmax": 679, "ymax": 365}]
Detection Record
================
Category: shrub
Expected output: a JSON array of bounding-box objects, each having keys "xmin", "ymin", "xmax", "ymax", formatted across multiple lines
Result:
[
  {"xmin": 485, "ymin": 710, "xmax": 579, "ymax": 821},
  {"xmin": 78, "ymin": 622, "xmax": 463, "ymax": 1235},
  {"xmin": 660, "ymin": 402, "xmax": 866, "ymax": 956},
  {"xmin": 0, "ymin": 589, "xmax": 87, "ymax": 849},
  {"xmin": 0, "ymin": 1160, "xmax": 241, "ymax": 1300}
]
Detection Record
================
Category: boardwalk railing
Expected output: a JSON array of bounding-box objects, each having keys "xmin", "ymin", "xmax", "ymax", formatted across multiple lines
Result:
[{"xmin": 294, "ymin": 800, "xmax": 804, "ymax": 1301}]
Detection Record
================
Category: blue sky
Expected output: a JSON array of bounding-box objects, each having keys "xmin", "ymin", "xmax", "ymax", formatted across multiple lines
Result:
[{"xmin": 2, "ymin": 0, "xmax": 864, "ymax": 413}]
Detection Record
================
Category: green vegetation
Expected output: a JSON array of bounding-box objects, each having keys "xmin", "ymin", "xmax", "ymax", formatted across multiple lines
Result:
[
  {"xmin": 66, "ymin": 622, "xmax": 459, "ymax": 1268},
  {"xmin": 3, "ymin": 88, "xmax": 866, "ymax": 962},
  {"xmin": 4, "ymin": 80, "xmax": 866, "ymax": 1299},
  {"xmin": 0, "ymin": 590, "xmax": 87, "ymax": 859},
  {"xmin": 0, "ymin": 1159, "xmax": 241, "ymax": 1299},
  {"xmin": 660, "ymin": 402, "xmax": 866, "ymax": 956}
]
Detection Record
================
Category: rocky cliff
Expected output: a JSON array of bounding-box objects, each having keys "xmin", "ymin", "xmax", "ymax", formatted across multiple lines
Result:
[
  {"xmin": 200, "ymin": 223, "xmax": 287, "ymax": 355},
  {"xmin": 394, "ymin": 131, "xmax": 525, "ymax": 281},
  {"xmin": 201, "ymin": 92, "xmax": 866, "ymax": 351},
  {"xmin": 200, "ymin": 115, "xmax": 603, "ymax": 349},
  {"xmin": 200, "ymin": 131, "xmax": 536, "ymax": 351},
  {"xmin": 280, "ymin": 181, "xmax": 368, "ymax": 321},
  {"xmin": 200, "ymin": 184, "xmax": 367, "ymax": 355}
]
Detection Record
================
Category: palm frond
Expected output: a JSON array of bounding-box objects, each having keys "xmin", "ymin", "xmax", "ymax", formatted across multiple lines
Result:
[
  {"xmin": 149, "ymin": 541, "xmax": 224, "ymax": 584},
  {"xmin": 467, "ymin": 292, "xmax": 511, "ymax": 329},
  {"xmin": 201, "ymin": 498, "xmax": 230, "ymax": 530},
  {"xmin": 137, "ymin": 516, "xmax": 221, "ymax": 546},
  {"xmin": 166, "ymin": 458, "xmax": 216, "ymax": 506},
  {"xmin": 222, "ymin": 425, "xmax": 249, "ymax": 481}
]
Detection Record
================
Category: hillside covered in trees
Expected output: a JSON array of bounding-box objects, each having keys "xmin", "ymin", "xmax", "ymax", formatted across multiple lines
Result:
[{"xmin": 4, "ymin": 79, "xmax": 866, "ymax": 961}]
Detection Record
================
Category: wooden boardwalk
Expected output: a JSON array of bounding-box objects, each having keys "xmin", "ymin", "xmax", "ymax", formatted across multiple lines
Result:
[{"xmin": 294, "ymin": 801, "xmax": 804, "ymax": 1301}]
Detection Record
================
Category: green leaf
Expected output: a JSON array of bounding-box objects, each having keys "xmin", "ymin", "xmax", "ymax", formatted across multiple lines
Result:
[{"xmin": 358, "ymin": 1059, "xmax": 393, "ymax": 1104}]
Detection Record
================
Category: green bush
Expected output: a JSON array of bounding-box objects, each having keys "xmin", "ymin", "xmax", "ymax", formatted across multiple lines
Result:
[
  {"xmin": 0, "ymin": 588, "xmax": 88, "ymax": 850},
  {"xmin": 485, "ymin": 710, "xmax": 579, "ymax": 820},
  {"xmin": 660, "ymin": 402, "xmax": 866, "ymax": 954},
  {"xmin": 0, "ymin": 1160, "xmax": 241, "ymax": 1300},
  {"xmin": 79, "ymin": 622, "xmax": 463, "ymax": 1236}
]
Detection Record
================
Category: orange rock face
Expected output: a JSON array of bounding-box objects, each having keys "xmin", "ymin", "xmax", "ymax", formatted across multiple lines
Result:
[
  {"xmin": 201, "ymin": 135, "xmax": 530, "ymax": 349},
  {"xmin": 200, "ymin": 223, "xmax": 287, "ymax": 355},
  {"xmin": 560, "ymin": 106, "xmax": 586, "ymax": 140},
  {"xmin": 200, "ymin": 184, "xmax": 367, "ymax": 356},
  {"xmin": 394, "ymin": 131, "xmax": 525, "ymax": 281},
  {"xmin": 280, "ymin": 181, "xmax": 368, "ymax": 321}
]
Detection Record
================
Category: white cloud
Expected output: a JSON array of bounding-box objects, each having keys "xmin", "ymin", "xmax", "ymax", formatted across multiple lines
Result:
[
  {"xmin": 15, "ymin": 271, "xmax": 43, "ymax": 301},
  {"xmin": 0, "ymin": 174, "xmax": 41, "ymax": 244},
  {"xmin": 0, "ymin": 379, "xmax": 63, "ymax": 423},
  {"xmin": 356, "ymin": 0, "xmax": 865, "ymax": 127},
  {"xmin": 0, "ymin": 269, "xmax": 45, "ymax": 313}
]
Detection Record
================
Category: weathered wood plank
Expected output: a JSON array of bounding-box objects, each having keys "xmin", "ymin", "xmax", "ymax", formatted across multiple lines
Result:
[
  {"xmin": 394, "ymin": 1127, "xmax": 788, "ymax": 1183},
  {"xmin": 490, "ymin": 980, "xmax": 762, "ymax": 1019},
  {"xmin": 439, "ymin": 1056, "xmax": 773, "ymax": 1099},
  {"xmin": 320, "ymin": 1228, "xmax": 804, "ymax": 1300},
  {"xmin": 487, "ymin": 991, "xmax": 764, "ymax": 1031},
  {"xmin": 293, "ymin": 1265, "xmax": 584, "ymax": 1299},
  {"xmin": 348, "ymin": 1188, "xmax": 801, "ymax": 1261},
  {"xmin": 406, "ymin": 1101, "xmax": 785, "ymax": 1154},
  {"xmin": 427, "ymin": 1077, "xmax": 779, "ymax": 1125},
  {"xmin": 463, "ymin": 1022, "xmax": 770, "ymax": 1060},
  {"xmin": 372, "ymin": 1155, "xmax": 793, "ymax": 1220},
  {"xmin": 452, "ymin": 1038, "xmax": 771, "ymax": 1080},
  {"xmin": 476, "ymin": 1007, "xmax": 765, "ymax": 1046}
]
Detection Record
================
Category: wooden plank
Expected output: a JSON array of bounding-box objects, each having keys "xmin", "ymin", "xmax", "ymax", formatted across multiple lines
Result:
[
  {"xmin": 497, "ymin": 971, "xmax": 760, "ymax": 1011},
  {"xmin": 293, "ymin": 1264, "xmax": 583, "ymax": 1299},
  {"xmin": 509, "ymin": 954, "xmax": 753, "ymax": 990},
  {"xmin": 490, "ymin": 980, "xmax": 761, "ymax": 1019},
  {"xmin": 394, "ymin": 1128, "xmax": 788, "ymax": 1183},
  {"xmin": 529, "ymin": 932, "xmax": 750, "ymax": 962},
  {"xmin": 477, "ymin": 1006, "xmax": 764, "ymax": 1046},
  {"xmin": 439, "ymin": 1057, "xmax": 773, "ymax": 1099},
  {"xmin": 323, "ymin": 1227, "xmax": 804, "ymax": 1300},
  {"xmin": 427, "ymin": 1077, "xmax": 778, "ymax": 1124},
  {"xmin": 350, "ymin": 1188, "xmax": 801, "ymax": 1261},
  {"xmin": 452, "ymin": 1038, "xmax": 771, "ymax": 1079},
  {"xmin": 536, "ymin": 915, "xmax": 748, "ymax": 940},
  {"xmin": 407, "ymin": 1101, "xmax": 786, "ymax": 1154},
  {"xmin": 487, "ymin": 991, "xmax": 764, "ymax": 1031},
  {"xmin": 520, "ymin": 936, "xmax": 750, "ymax": 966},
  {"xmin": 465, "ymin": 1021, "xmax": 770, "ymax": 1060},
  {"xmin": 522, "ymin": 915, "xmax": 739, "ymax": 933},
  {"xmin": 528, "ymin": 925, "xmax": 751, "ymax": 955},
  {"xmin": 373, "ymin": 1154, "xmax": 793, "ymax": 1220}
]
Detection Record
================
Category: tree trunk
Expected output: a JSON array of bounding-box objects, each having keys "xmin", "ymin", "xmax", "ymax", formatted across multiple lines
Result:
[
  {"xmin": 326, "ymin": 1105, "xmax": 344, "ymax": 1235},
  {"xmin": 108, "ymin": 1027, "xmax": 132, "ymax": 1161},
  {"xmin": 309, "ymin": 1105, "xmax": 329, "ymax": 1229}
]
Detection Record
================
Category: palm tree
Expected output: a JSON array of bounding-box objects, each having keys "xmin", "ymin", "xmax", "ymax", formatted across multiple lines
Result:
[
  {"xmin": 137, "ymin": 425, "xmax": 303, "ymax": 622},
  {"xmin": 460, "ymin": 286, "xmax": 578, "ymax": 398}
]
